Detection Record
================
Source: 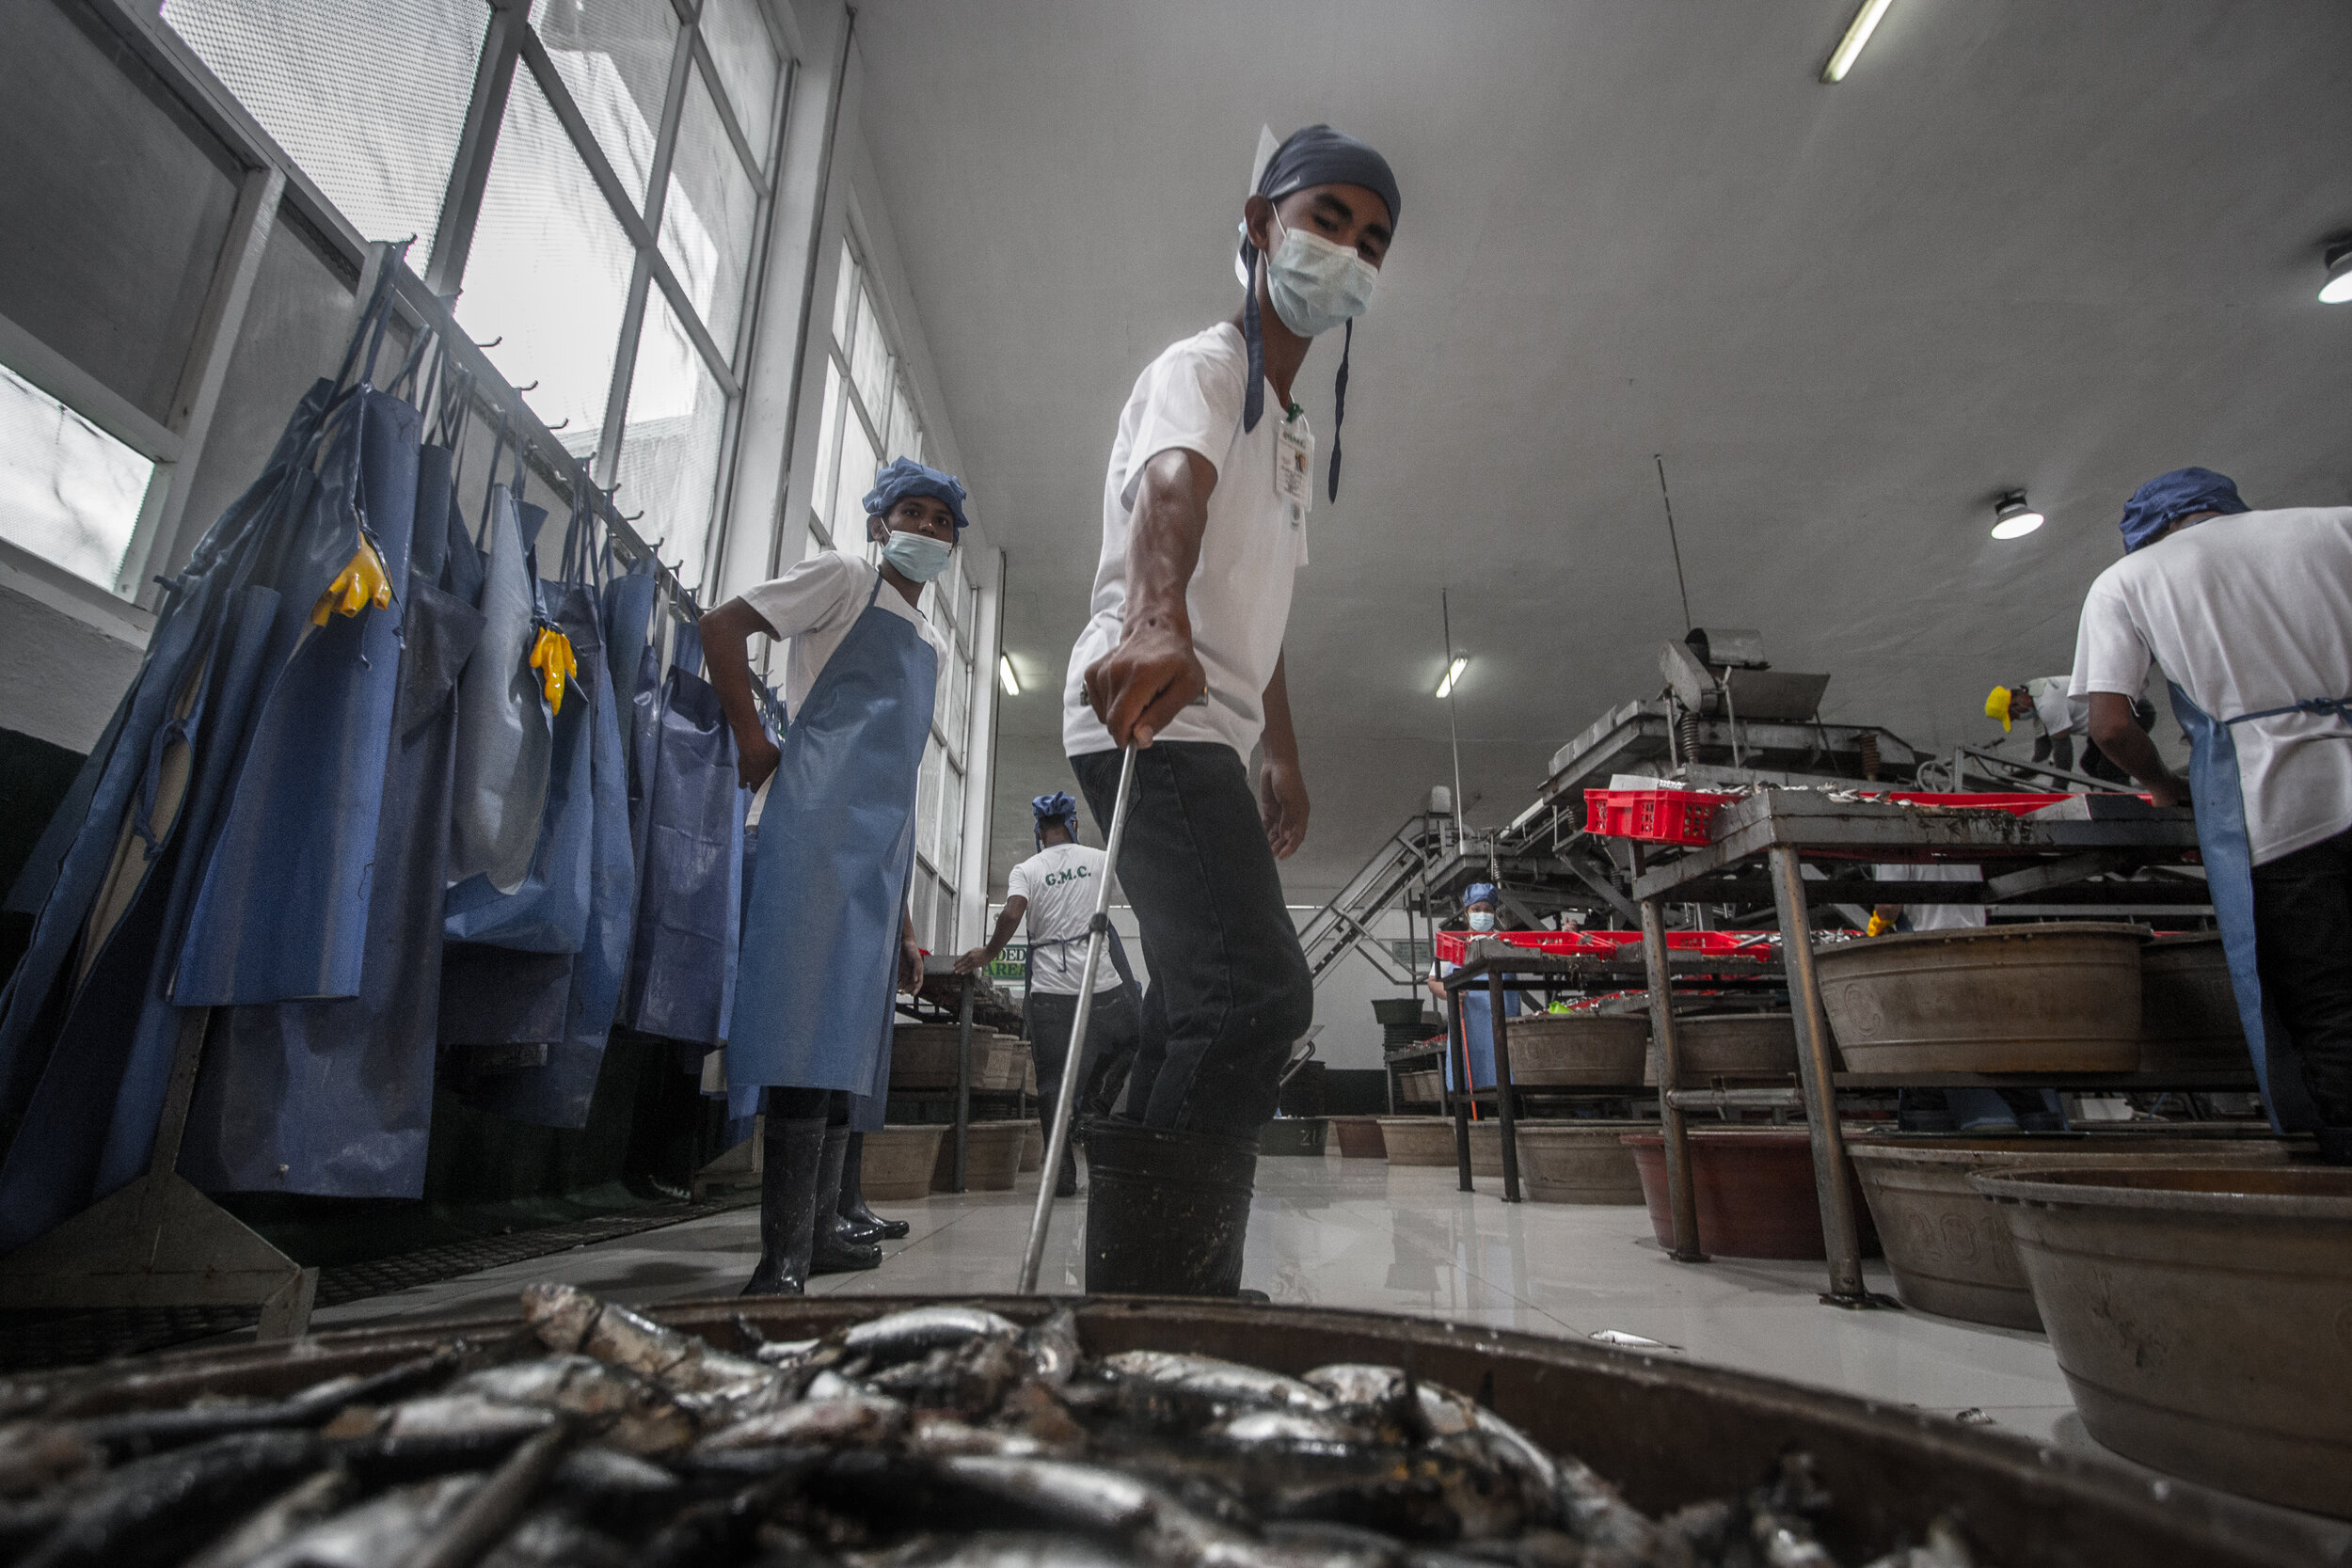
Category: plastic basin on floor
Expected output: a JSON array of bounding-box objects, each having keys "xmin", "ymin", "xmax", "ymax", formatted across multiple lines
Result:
[
  {"xmin": 862, "ymin": 1125, "xmax": 946, "ymax": 1200},
  {"xmin": 1814, "ymin": 922, "xmax": 2146, "ymax": 1073},
  {"xmin": 1507, "ymin": 1013, "xmax": 1650, "ymax": 1086},
  {"xmin": 2138, "ymin": 933, "xmax": 2249, "ymax": 1072},
  {"xmin": 1515, "ymin": 1121, "xmax": 1648, "ymax": 1204},
  {"xmin": 1624, "ymin": 1129, "xmax": 1879, "ymax": 1259},
  {"xmin": 1332, "ymin": 1116, "xmax": 1387, "ymax": 1158},
  {"xmin": 1377, "ymin": 1117, "xmax": 1457, "ymax": 1166},
  {"xmin": 1970, "ymin": 1164, "xmax": 2352, "ymax": 1516},
  {"xmin": 889, "ymin": 1022, "xmax": 979, "ymax": 1090},
  {"xmin": 928, "ymin": 1120, "xmax": 1025, "ymax": 1192},
  {"xmin": 1397, "ymin": 1069, "xmax": 1442, "ymax": 1106},
  {"xmin": 1848, "ymin": 1132, "xmax": 2296, "ymax": 1329},
  {"xmin": 1645, "ymin": 1012, "xmax": 1800, "ymax": 1087}
]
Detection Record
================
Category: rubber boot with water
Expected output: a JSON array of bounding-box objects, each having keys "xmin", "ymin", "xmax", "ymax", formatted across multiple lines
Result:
[
  {"xmin": 740, "ymin": 1117, "xmax": 826, "ymax": 1296},
  {"xmin": 836, "ymin": 1132, "xmax": 911, "ymax": 1243},
  {"xmin": 810, "ymin": 1126, "xmax": 882, "ymax": 1275},
  {"xmin": 1082, "ymin": 1119, "xmax": 1258, "ymax": 1295}
]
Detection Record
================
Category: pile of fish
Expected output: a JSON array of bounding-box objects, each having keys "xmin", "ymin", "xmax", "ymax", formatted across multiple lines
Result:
[{"xmin": 0, "ymin": 1285, "xmax": 1983, "ymax": 1567}]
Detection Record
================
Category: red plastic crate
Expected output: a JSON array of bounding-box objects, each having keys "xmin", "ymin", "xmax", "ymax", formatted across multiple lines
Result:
[
  {"xmin": 1433, "ymin": 928, "xmax": 1780, "ymax": 965},
  {"xmin": 1583, "ymin": 788, "xmax": 1733, "ymax": 846}
]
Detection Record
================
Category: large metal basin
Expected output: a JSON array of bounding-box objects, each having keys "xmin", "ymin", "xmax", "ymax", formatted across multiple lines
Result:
[
  {"xmin": 1506, "ymin": 1012, "xmax": 1649, "ymax": 1085},
  {"xmin": 1972, "ymin": 1164, "xmax": 2352, "ymax": 1518},
  {"xmin": 1815, "ymin": 922, "xmax": 2145, "ymax": 1073},
  {"xmin": 2140, "ymin": 932, "xmax": 2249, "ymax": 1072},
  {"xmin": 17, "ymin": 1295, "xmax": 2331, "ymax": 1566},
  {"xmin": 1514, "ymin": 1120, "xmax": 1648, "ymax": 1203},
  {"xmin": 1377, "ymin": 1116, "xmax": 1456, "ymax": 1165},
  {"xmin": 1645, "ymin": 1011, "xmax": 1800, "ymax": 1086},
  {"xmin": 1849, "ymin": 1132, "xmax": 2296, "ymax": 1329}
]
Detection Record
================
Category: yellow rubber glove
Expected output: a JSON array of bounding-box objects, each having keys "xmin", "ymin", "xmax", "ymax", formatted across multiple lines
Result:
[
  {"xmin": 528, "ymin": 626, "xmax": 577, "ymax": 718},
  {"xmin": 1866, "ymin": 911, "xmax": 1895, "ymax": 938},
  {"xmin": 310, "ymin": 535, "xmax": 392, "ymax": 626}
]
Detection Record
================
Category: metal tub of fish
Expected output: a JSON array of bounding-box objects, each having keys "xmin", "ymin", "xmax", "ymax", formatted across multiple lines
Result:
[
  {"xmin": 1972, "ymin": 1163, "xmax": 2352, "ymax": 1518},
  {"xmin": 1645, "ymin": 1012, "xmax": 1801, "ymax": 1087},
  {"xmin": 1814, "ymin": 923, "xmax": 2147, "ymax": 1074},
  {"xmin": 1, "ymin": 1286, "xmax": 2329, "ymax": 1567},
  {"xmin": 864, "ymin": 1125, "xmax": 948, "ymax": 1201},
  {"xmin": 2137, "ymin": 933, "xmax": 2249, "ymax": 1072},
  {"xmin": 1848, "ymin": 1132, "xmax": 2296, "ymax": 1329},
  {"xmin": 1504, "ymin": 1013, "xmax": 1649, "ymax": 1086}
]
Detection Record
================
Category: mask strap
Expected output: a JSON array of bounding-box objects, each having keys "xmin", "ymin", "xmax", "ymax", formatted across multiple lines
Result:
[{"xmin": 1327, "ymin": 318, "xmax": 1352, "ymax": 503}]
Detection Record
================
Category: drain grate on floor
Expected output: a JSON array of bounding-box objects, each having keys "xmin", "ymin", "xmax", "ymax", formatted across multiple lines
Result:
[{"xmin": 0, "ymin": 1193, "xmax": 755, "ymax": 1374}]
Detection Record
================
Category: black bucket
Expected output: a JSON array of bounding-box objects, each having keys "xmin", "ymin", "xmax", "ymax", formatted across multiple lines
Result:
[{"xmin": 1082, "ymin": 1119, "xmax": 1258, "ymax": 1295}]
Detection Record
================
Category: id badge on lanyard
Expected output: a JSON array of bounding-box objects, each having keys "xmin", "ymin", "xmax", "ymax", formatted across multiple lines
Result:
[{"xmin": 1275, "ymin": 404, "xmax": 1313, "ymax": 529}]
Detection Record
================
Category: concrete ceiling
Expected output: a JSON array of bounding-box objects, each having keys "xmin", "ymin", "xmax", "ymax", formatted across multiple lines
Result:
[{"xmin": 852, "ymin": 0, "xmax": 2352, "ymax": 901}]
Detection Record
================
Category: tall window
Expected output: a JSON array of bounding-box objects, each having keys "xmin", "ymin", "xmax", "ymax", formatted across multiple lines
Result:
[
  {"xmin": 804, "ymin": 241, "xmax": 974, "ymax": 954},
  {"xmin": 162, "ymin": 0, "xmax": 787, "ymax": 600}
]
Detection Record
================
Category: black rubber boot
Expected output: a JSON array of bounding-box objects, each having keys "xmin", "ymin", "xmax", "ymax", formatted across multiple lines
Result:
[
  {"xmin": 836, "ymin": 1132, "xmax": 911, "ymax": 1243},
  {"xmin": 740, "ymin": 1117, "xmax": 826, "ymax": 1296},
  {"xmin": 810, "ymin": 1126, "xmax": 882, "ymax": 1275},
  {"xmin": 1082, "ymin": 1119, "xmax": 1259, "ymax": 1295}
]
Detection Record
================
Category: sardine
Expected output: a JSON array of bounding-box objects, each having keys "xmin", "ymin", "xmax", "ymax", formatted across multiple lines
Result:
[
  {"xmin": 521, "ymin": 1282, "xmax": 777, "ymax": 1402},
  {"xmin": 1100, "ymin": 1352, "xmax": 1334, "ymax": 1415},
  {"xmin": 0, "ymin": 1421, "xmax": 99, "ymax": 1499},
  {"xmin": 19, "ymin": 1430, "xmax": 321, "ymax": 1568},
  {"xmin": 475, "ymin": 1504, "xmax": 632, "ymax": 1568},
  {"xmin": 183, "ymin": 1469, "xmax": 353, "ymax": 1568},
  {"xmin": 852, "ymin": 1528, "xmax": 1137, "ymax": 1567},
  {"xmin": 696, "ymin": 1395, "xmax": 907, "ymax": 1452},
  {"xmin": 1022, "ymin": 1309, "xmax": 1083, "ymax": 1388},
  {"xmin": 450, "ymin": 1355, "xmax": 695, "ymax": 1455},
  {"xmin": 1209, "ymin": 1410, "xmax": 1377, "ymax": 1455},
  {"xmin": 991, "ymin": 1382, "xmax": 1090, "ymax": 1451},
  {"xmin": 1862, "ymin": 1516, "xmax": 1978, "ymax": 1568},
  {"xmin": 871, "ymin": 1334, "xmax": 1028, "ymax": 1417},
  {"xmin": 905, "ymin": 1411, "xmax": 1050, "ymax": 1459},
  {"xmin": 72, "ymin": 1352, "xmax": 459, "ymax": 1465},
  {"xmin": 233, "ymin": 1474, "xmax": 480, "ymax": 1568},
  {"xmin": 842, "ymin": 1307, "xmax": 1025, "ymax": 1367},
  {"xmin": 327, "ymin": 1394, "xmax": 555, "ymax": 1481}
]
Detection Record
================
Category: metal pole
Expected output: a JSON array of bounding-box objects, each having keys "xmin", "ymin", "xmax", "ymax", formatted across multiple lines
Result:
[
  {"xmin": 1641, "ymin": 901, "xmax": 1705, "ymax": 1261},
  {"xmin": 1018, "ymin": 745, "xmax": 1139, "ymax": 1294},
  {"xmin": 1487, "ymin": 967, "xmax": 1521, "ymax": 1202},
  {"xmin": 1449, "ymin": 983, "xmax": 1474, "ymax": 1191},
  {"xmin": 1767, "ymin": 846, "xmax": 1870, "ymax": 1305}
]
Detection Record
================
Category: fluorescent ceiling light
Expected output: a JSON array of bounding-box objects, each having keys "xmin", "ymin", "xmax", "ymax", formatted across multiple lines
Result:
[
  {"xmin": 1991, "ymin": 492, "xmax": 2044, "ymax": 540},
  {"xmin": 1821, "ymin": 0, "xmax": 1895, "ymax": 83},
  {"xmin": 997, "ymin": 654, "xmax": 1020, "ymax": 695},
  {"xmin": 1436, "ymin": 656, "xmax": 1468, "ymax": 699},
  {"xmin": 2321, "ymin": 242, "xmax": 2352, "ymax": 305}
]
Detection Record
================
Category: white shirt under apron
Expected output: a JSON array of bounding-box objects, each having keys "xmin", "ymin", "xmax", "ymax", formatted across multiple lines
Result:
[
  {"xmin": 1062, "ymin": 322, "xmax": 1311, "ymax": 762},
  {"xmin": 2070, "ymin": 506, "xmax": 2352, "ymax": 866},
  {"xmin": 739, "ymin": 550, "xmax": 946, "ymax": 826},
  {"xmin": 1007, "ymin": 843, "xmax": 1120, "ymax": 995}
]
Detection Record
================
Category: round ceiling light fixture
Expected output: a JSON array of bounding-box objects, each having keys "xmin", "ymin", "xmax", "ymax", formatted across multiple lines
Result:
[
  {"xmin": 2321, "ymin": 241, "xmax": 2352, "ymax": 306},
  {"xmin": 1991, "ymin": 491, "xmax": 2044, "ymax": 540}
]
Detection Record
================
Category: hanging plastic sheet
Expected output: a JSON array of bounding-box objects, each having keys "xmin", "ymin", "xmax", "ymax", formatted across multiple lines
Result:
[
  {"xmin": 444, "ymin": 436, "xmax": 552, "ymax": 893},
  {"xmin": 620, "ymin": 652, "xmax": 746, "ymax": 1046},
  {"xmin": 171, "ymin": 339, "xmax": 424, "ymax": 1005},
  {"xmin": 180, "ymin": 576, "xmax": 484, "ymax": 1196}
]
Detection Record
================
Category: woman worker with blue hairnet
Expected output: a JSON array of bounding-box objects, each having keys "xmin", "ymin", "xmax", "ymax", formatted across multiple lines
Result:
[
  {"xmin": 702, "ymin": 456, "xmax": 969, "ymax": 1293},
  {"xmin": 955, "ymin": 792, "xmax": 1142, "ymax": 1196},
  {"xmin": 1424, "ymin": 884, "xmax": 1522, "ymax": 1096}
]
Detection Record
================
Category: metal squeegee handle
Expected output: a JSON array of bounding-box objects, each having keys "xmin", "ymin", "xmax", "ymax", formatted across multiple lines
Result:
[{"xmin": 1017, "ymin": 743, "xmax": 1139, "ymax": 1294}]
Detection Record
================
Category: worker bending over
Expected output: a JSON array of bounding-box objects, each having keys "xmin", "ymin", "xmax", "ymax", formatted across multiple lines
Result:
[
  {"xmin": 703, "ymin": 457, "xmax": 966, "ymax": 1292},
  {"xmin": 1067, "ymin": 123, "xmax": 1402, "ymax": 1292},
  {"xmin": 956, "ymin": 792, "xmax": 1141, "ymax": 1196},
  {"xmin": 2071, "ymin": 466, "xmax": 2352, "ymax": 1162},
  {"xmin": 1984, "ymin": 678, "xmax": 2144, "ymax": 784}
]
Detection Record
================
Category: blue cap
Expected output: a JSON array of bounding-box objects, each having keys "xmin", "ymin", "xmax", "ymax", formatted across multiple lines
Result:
[
  {"xmin": 1464, "ymin": 882, "xmax": 1498, "ymax": 909},
  {"xmin": 1032, "ymin": 791, "xmax": 1080, "ymax": 846},
  {"xmin": 2119, "ymin": 467, "xmax": 2248, "ymax": 553},
  {"xmin": 863, "ymin": 456, "xmax": 971, "ymax": 532}
]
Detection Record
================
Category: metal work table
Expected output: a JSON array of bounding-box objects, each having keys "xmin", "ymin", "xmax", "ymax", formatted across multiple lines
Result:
[{"xmin": 1625, "ymin": 790, "xmax": 2241, "ymax": 1307}]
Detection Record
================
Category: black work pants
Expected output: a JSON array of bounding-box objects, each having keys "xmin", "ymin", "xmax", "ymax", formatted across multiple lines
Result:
[
  {"xmin": 1072, "ymin": 743, "xmax": 1313, "ymax": 1137},
  {"xmin": 1026, "ymin": 986, "xmax": 1141, "ymax": 1186},
  {"xmin": 2251, "ymin": 825, "xmax": 2352, "ymax": 1145},
  {"xmin": 764, "ymin": 1086, "xmax": 849, "ymax": 1124}
]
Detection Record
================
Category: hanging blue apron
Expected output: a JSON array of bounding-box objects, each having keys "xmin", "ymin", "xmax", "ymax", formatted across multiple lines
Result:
[
  {"xmin": 729, "ymin": 568, "xmax": 937, "ymax": 1098},
  {"xmin": 621, "ymin": 662, "xmax": 747, "ymax": 1044},
  {"xmin": 2167, "ymin": 684, "xmax": 2331, "ymax": 1132}
]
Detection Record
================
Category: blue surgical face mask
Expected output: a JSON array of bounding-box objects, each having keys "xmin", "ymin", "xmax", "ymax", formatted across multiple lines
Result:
[
  {"xmin": 1264, "ymin": 214, "xmax": 1378, "ymax": 338},
  {"xmin": 1468, "ymin": 911, "xmax": 1496, "ymax": 932},
  {"xmin": 881, "ymin": 529, "xmax": 954, "ymax": 583}
]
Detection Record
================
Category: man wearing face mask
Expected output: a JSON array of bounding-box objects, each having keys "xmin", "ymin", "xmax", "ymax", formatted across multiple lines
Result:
[
  {"xmin": 1066, "ymin": 123, "xmax": 1400, "ymax": 1295},
  {"xmin": 1425, "ymin": 885, "xmax": 1519, "ymax": 1097},
  {"xmin": 702, "ymin": 455, "xmax": 964, "ymax": 1294}
]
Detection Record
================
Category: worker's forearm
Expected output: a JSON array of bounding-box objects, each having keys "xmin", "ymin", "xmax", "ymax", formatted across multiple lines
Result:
[
  {"xmin": 2087, "ymin": 692, "xmax": 2181, "ymax": 790},
  {"xmin": 981, "ymin": 906, "xmax": 1021, "ymax": 959},
  {"xmin": 699, "ymin": 600, "xmax": 770, "ymax": 754},
  {"xmin": 1124, "ymin": 452, "xmax": 1213, "ymax": 637},
  {"xmin": 1261, "ymin": 652, "xmax": 1299, "ymax": 768}
]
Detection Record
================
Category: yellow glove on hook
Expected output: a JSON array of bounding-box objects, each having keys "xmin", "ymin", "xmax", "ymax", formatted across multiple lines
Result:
[
  {"xmin": 310, "ymin": 534, "xmax": 393, "ymax": 626},
  {"xmin": 529, "ymin": 626, "xmax": 577, "ymax": 717},
  {"xmin": 1865, "ymin": 911, "xmax": 1896, "ymax": 938}
]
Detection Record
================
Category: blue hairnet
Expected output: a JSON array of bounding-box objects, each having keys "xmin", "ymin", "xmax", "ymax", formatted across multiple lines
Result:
[
  {"xmin": 1237, "ymin": 124, "xmax": 1402, "ymax": 502},
  {"xmin": 863, "ymin": 455, "xmax": 971, "ymax": 532},
  {"xmin": 2119, "ymin": 467, "xmax": 2248, "ymax": 553},
  {"xmin": 1032, "ymin": 791, "xmax": 1080, "ymax": 845},
  {"xmin": 1464, "ymin": 882, "xmax": 1498, "ymax": 909}
]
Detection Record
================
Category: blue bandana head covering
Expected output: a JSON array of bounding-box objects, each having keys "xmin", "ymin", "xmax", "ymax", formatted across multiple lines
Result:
[
  {"xmin": 863, "ymin": 455, "xmax": 972, "ymax": 532},
  {"xmin": 2119, "ymin": 467, "xmax": 2249, "ymax": 553},
  {"xmin": 1032, "ymin": 791, "xmax": 1080, "ymax": 847},
  {"xmin": 1464, "ymin": 882, "xmax": 1498, "ymax": 910},
  {"xmin": 1237, "ymin": 124, "xmax": 1401, "ymax": 503}
]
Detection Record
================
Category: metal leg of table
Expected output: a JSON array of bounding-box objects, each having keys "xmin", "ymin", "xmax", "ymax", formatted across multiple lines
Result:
[
  {"xmin": 952, "ymin": 974, "xmax": 975, "ymax": 1194},
  {"xmin": 1487, "ymin": 970, "xmax": 1521, "ymax": 1202},
  {"xmin": 1766, "ymin": 847, "xmax": 1878, "ymax": 1307},
  {"xmin": 1449, "ymin": 993, "xmax": 1474, "ymax": 1192},
  {"xmin": 1641, "ymin": 900, "xmax": 1705, "ymax": 1261}
]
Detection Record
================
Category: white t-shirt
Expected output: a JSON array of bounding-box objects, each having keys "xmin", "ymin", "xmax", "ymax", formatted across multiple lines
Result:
[
  {"xmin": 1007, "ymin": 843, "xmax": 1119, "ymax": 994},
  {"xmin": 2070, "ymin": 506, "xmax": 2352, "ymax": 865},
  {"xmin": 1062, "ymin": 322, "xmax": 1311, "ymax": 762},
  {"xmin": 1873, "ymin": 863, "xmax": 1986, "ymax": 931},
  {"xmin": 2023, "ymin": 676, "xmax": 2085, "ymax": 739},
  {"xmin": 739, "ymin": 551, "xmax": 946, "ymax": 826}
]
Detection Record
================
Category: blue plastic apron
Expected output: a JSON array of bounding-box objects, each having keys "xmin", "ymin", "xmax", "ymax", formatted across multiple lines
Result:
[
  {"xmin": 2168, "ymin": 684, "xmax": 2330, "ymax": 1132},
  {"xmin": 444, "ymin": 459, "xmax": 554, "ymax": 894},
  {"xmin": 729, "ymin": 568, "xmax": 937, "ymax": 1097},
  {"xmin": 1436, "ymin": 958, "xmax": 1518, "ymax": 1091},
  {"xmin": 621, "ymin": 661, "xmax": 747, "ymax": 1044}
]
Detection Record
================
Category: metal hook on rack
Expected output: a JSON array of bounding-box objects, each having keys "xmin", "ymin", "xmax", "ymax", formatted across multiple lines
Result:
[
  {"xmin": 515, "ymin": 380, "xmax": 539, "ymax": 393},
  {"xmin": 473, "ymin": 336, "xmax": 501, "ymax": 349},
  {"xmin": 547, "ymin": 419, "xmax": 568, "ymax": 431}
]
